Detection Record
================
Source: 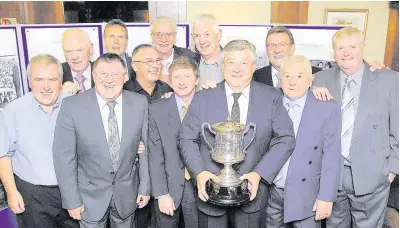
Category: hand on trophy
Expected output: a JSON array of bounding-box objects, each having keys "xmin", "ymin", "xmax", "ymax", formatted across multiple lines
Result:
[
  {"xmin": 197, "ymin": 171, "xmax": 220, "ymax": 202},
  {"xmin": 239, "ymin": 172, "xmax": 261, "ymax": 201}
]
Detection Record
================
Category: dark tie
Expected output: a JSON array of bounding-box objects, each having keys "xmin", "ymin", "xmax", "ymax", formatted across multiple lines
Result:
[
  {"xmin": 106, "ymin": 101, "xmax": 120, "ymax": 171},
  {"xmin": 231, "ymin": 93, "xmax": 242, "ymax": 123}
]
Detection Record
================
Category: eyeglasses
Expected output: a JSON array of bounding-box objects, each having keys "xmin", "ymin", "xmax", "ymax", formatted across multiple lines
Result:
[
  {"xmin": 151, "ymin": 32, "xmax": 176, "ymax": 40},
  {"xmin": 97, "ymin": 72, "xmax": 124, "ymax": 80},
  {"xmin": 266, "ymin": 42, "xmax": 290, "ymax": 50},
  {"xmin": 133, "ymin": 59, "xmax": 163, "ymax": 66}
]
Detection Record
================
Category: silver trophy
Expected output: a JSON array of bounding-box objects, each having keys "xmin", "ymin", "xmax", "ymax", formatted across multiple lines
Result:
[{"xmin": 201, "ymin": 118, "xmax": 256, "ymax": 206}]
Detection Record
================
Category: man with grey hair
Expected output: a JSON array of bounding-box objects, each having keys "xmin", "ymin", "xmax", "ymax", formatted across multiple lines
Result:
[
  {"xmin": 253, "ymin": 26, "xmax": 322, "ymax": 88},
  {"xmin": 265, "ymin": 54, "xmax": 341, "ymax": 228},
  {"xmin": 61, "ymin": 28, "xmax": 94, "ymax": 94},
  {"xmin": 150, "ymin": 16, "xmax": 196, "ymax": 85},
  {"xmin": 179, "ymin": 40, "xmax": 295, "ymax": 228},
  {"xmin": 0, "ymin": 54, "xmax": 79, "ymax": 228},
  {"xmin": 192, "ymin": 14, "xmax": 224, "ymax": 90},
  {"xmin": 103, "ymin": 19, "xmax": 133, "ymax": 82}
]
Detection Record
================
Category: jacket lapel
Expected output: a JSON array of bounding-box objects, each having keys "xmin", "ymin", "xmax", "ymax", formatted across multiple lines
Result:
[
  {"xmin": 245, "ymin": 82, "xmax": 260, "ymax": 145},
  {"xmin": 85, "ymin": 89, "xmax": 114, "ymax": 170},
  {"xmin": 168, "ymin": 96, "xmax": 182, "ymax": 127},
  {"xmin": 117, "ymin": 91, "xmax": 134, "ymax": 169}
]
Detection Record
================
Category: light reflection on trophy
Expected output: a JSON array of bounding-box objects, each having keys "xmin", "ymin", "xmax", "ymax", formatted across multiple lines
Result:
[{"xmin": 201, "ymin": 118, "xmax": 256, "ymax": 206}]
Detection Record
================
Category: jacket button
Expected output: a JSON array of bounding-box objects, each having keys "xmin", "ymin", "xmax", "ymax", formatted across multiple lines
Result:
[
  {"xmin": 181, "ymin": 184, "xmax": 184, "ymax": 187},
  {"xmin": 110, "ymin": 172, "xmax": 115, "ymax": 175},
  {"xmin": 302, "ymin": 178, "xmax": 306, "ymax": 182},
  {"xmin": 309, "ymin": 161, "xmax": 312, "ymax": 164},
  {"xmin": 373, "ymin": 125, "xmax": 377, "ymax": 129},
  {"xmin": 314, "ymin": 146, "xmax": 318, "ymax": 150},
  {"xmin": 112, "ymin": 181, "xmax": 115, "ymax": 185},
  {"xmin": 371, "ymin": 150, "xmax": 375, "ymax": 153}
]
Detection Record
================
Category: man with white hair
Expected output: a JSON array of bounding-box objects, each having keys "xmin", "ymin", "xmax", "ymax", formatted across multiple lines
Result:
[
  {"xmin": 0, "ymin": 54, "xmax": 79, "ymax": 228},
  {"xmin": 61, "ymin": 28, "xmax": 94, "ymax": 94},
  {"xmin": 313, "ymin": 27, "xmax": 399, "ymax": 227},
  {"xmin": 191, "ymin": 14, "xmax": 224, "ymax": 90},
  {"xmin": 150, "ymin": 16, "xmax": 196, "ymax": 85},
  {"xmin": 266, "ymin": 55, "xmax": 341, "ymax": 228}
]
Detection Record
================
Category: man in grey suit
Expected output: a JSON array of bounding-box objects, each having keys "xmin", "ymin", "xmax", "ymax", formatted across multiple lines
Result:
[
  {"xmin": 265, "ymin": 55, "xmax": 342, "ymax": 228},
  {"xmin": 313, "ymin": 27, "xmax": 399, "ymax": 228},
  {"xmin": 149, "ymin": 57, "xmax": 200, "ymax": 228},
  {"xmin": 179, "ymin": 40, "xmax": 296, "ymax": 228},
  {"xmin": 53, "ymin": 53, "xmax": 151, "ymax": 228}
]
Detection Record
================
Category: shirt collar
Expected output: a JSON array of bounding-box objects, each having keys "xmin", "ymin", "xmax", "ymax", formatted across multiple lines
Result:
[
  {"xmin": 224, "ymin": 81, "xmax": 250, "ymax": 100},
  {"xmin": 31, "ymin": 92, "xmax": 66, "ymax": 112},
  {"xmin": 200, "ymin": 50, "xmax": 224, "ymax": 66},
  {"xmin": 96, "ymin": 91, "xmax": 123, "ymax": 109},
  {"xmin": 283, "ymin": 91, "xmax": 308, "ymax": 109},
  {"xmin": 133, "ymin": 79, "xmax": 160, "ymax": 94},
  {"xmin": 71, "ymin": 64, "xmax": 91, "ymax": 79},
  {"xmin": 340, "ymin": 63, "xmax": 364, "ymax": 86},
  {"xmin": 175, "ymin": 94, "xmax": 193, "ymax": 109},
  {"xmin": 164, "ymin": 49, "xmax": 174, "ymax": 64},
  {"xmin": 271, "ymin": 65, "xmax": 280, "ymax": 77}
]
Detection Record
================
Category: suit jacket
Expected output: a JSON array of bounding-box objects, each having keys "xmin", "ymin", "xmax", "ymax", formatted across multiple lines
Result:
[
  {"xmin": 62, "ymin": 62, "xmax": 95, "ymax": 88},
  {"xmin": 53, "ymin": 89, "xmax": 150, "ymax": 221},
  {"xmin": 313, "ymin": 64, "xmax": 399, "ymax": 196},
  {"xmin": 148, "ymin": 96, "xmax": 188, "ymax": 208},
  {"xmin": 128, "ymin": 46, "xmax": 196, "ymax": 82},
  {"xmin": 282, "ymin": 91, "xmax": 342, "ymax": 223},
  {"xmin": 253, "ymin": 64, "xmax": 322, "ymax": 87},
  {"xmin": 179, "ymin": 81, "xmax": 296, "ymax": 216}
]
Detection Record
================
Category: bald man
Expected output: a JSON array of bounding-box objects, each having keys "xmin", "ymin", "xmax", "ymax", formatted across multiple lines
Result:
[{"xmin": 61, "ymin": 28, "xmax": 94, "ymax": 94}]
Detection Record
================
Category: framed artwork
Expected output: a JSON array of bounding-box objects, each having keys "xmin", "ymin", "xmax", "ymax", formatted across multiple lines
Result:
[{"xmin": 325, "ymin": 9, "xmax": 369, "ymax": 34}]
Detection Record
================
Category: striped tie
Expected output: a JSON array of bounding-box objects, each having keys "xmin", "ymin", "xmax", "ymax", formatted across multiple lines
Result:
[
  {"xmin": 74, "ymin": 73, "xmax": 86, "ymax": 93},
  {"xmin": 341, "ymin": 77, "xmax": 355, "ymax": 162},
  {"xmin": 107, "ymin": 101, "xmax": 120, "ymax": 171},
  {"xmin": 231, "ymin": 93, "xmax": 242, "ymax": 123}
]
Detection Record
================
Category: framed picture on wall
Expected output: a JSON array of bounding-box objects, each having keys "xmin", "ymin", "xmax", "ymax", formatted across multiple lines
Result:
[{"xmin": 325, "ymin": 9, "xmax": 369, "ymax": 34}]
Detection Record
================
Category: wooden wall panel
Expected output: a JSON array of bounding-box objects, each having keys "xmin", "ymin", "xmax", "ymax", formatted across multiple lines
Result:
[
  {"xmin": 0, "ymin": 1, "xmax": 64, "ymax": 24},
  {"xmin": 271, "ymin": 1, "xmax": 309, "ymax": 24},
  {"xmin": 384, "ymin": 7, "xmax": 399, "ymax": 71}
]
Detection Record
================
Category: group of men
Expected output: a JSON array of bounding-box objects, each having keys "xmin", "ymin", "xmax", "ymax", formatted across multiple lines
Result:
[{"xmin": 0, "ymin": 13, "xmax": 398, "ymax": 228}]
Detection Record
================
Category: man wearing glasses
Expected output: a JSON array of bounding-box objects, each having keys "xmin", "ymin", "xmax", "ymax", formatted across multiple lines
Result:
[
  {"xmin": 123, "ymin": 44, "xmax": 173, "ymax": 103},
  {"xmin": 253, "ymin": 26, "xmax": 322, "ymax": 89},
  {"xmin": 150, "ymin": 16, "xmax": 196, "ymax": 85},
  {"xmin": 53, "ymin": 53, "xmax": 150, "ymax": 228}
]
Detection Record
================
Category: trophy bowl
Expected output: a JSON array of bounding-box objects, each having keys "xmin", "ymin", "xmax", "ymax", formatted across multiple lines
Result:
[{"xmin": 202, "ymin": 118, "xmax": 256, "ymax": 206}]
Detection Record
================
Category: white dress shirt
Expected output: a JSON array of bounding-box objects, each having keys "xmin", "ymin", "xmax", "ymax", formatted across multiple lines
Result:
[
  {"xmin": 96, "ymin": 93, "xmax": 123, "ymax": 142},
  {"xmin": 161, "ymin": 50, "xmax": 174, "ymax": 75},
  {"xmin": 271, "ymin": 66, "xmax": 280, "ymax": 88},
  {"xmin": 72, "ymin": 64, "xmax": 92, "ymax": 90},
  {"xmin": 225, "ymin": 82, "xmax": 250, "ymax": 125}
]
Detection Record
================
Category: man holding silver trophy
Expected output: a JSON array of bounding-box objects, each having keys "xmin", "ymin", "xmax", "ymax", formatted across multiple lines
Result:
[{"xmin": 178, "ymin": 40, "xmax": 296, "ymax": 228}]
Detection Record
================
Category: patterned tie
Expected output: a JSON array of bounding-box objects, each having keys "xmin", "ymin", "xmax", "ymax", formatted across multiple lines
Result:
[
  {"xmin": 231, "ymin": 93, "xmax": 242, "ymax": 123},
  {"xmin": 341, "ymin": 77, "xmax": 355, "ymax": 162},
  {"xmin": 74, "ymin": 73, "xmax": 86, "ymax": 93},
  {"xmin": 107, "ymin": 101, "xmax": 120, "ymax": 171},
  {"xmin": 181, "ymin": 102, "xmax": 191, "ymax": 180}
]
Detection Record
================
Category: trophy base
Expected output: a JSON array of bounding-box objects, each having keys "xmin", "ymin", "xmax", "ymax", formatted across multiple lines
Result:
[{"xmin": 206, "ymin": 179, "xmax": 250, "ymax": 207}]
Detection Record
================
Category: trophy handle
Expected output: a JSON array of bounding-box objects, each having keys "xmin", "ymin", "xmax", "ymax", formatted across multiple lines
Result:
[
  {"xmin": 201, "ymin": 122, "xmax": 215, "ymax": 151},
  {"xmin": 243, "ymin": 123, "xmax": 256, "ymax": 152}
]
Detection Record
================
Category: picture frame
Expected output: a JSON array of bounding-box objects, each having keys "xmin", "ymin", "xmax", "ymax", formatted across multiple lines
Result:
[{"xmin": 325, "ymin": 9, "xmax": 369, "ymax": 34}]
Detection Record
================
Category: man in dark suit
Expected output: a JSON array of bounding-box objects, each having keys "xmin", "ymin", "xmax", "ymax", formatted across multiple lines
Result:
[
  {"xmin": 313, "ymin": 27, "xmax": 398, "ymax": 228},
  {"xmin": 104, "ymin": 19, "xmax": 134, "ymax": 83},
  {"xmin": 150, "ymin": 16, "xmax": 197, "ymax": 85},
  {"xmin": 265, "ymin": 55, "xmax": 341, "ymax": 228},
  {"xmin": 253, "ymin": 26, "xmax": 322, "ymax": 88},
  {"xmin": 53, "ymin": 53, "xmax": 150, "ymax": 228},
  {"xmin": 149, "ymin": 57, "xmax": 200, "ymax": 228},
  {"xmin": 179, "ymin": 40, "xmax": 296, "ymax": 228},
  {"xmin": 61, "ymin": 28, "xmax": 95, "ymax": 94}
]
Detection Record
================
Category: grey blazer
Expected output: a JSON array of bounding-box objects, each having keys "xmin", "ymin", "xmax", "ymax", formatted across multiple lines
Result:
[
  {"xmin": 148, "ymin": 96, "xmax": 188, "ymax": 208},
  {"xmin": 313, "ymin": 64, "xmax": 399, "ymax": 196},
  {"xmin": 53, "ymin": 89, "xmax": 150, "ymax": 221},
  {"xmin": 282, "ymin": 91, "xmax": 342, "ymax": 223},
  {"xmin": 179, "ymin": 81, "xmax": 296, "ymax": 216}
]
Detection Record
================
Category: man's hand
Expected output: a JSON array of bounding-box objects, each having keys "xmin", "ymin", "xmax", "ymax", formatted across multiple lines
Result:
[
  {"xmin": 62, "ymin": 82, "xmax": 79, "ymax": 95},
  {"xmin": 196, "ymin": 171, "xmax": 220, "ymax": 202},
  {"xmin": 137, "ymin": 141, "xmax": 145, "ymax": 154},
  {"xmin": 312, "ymin": 87, "xmax": 333, "ymax": 101},
  {"xmin": 389, "ymin": 172, "xmax": 396, "ymax": 183},
  {"xmin": 368, "ymin": 61, "xmax": 387, "ymax": 72},
  {"xmin": 158, "ymin": 195, "xmax": 175, "ymax": 216},
  {"xmin": 201, "ymin": 80, "xmax": 217, "ymax": 90},
  {"xmin": 313, "ymin": 199, "xmax": 333, "ymax": 220},
  {"xmin": 68, "ymin": 205, "xmax": 84, "ymax": 220},
  {"xmin": 137, "ymin": 194, "xmax": 150, "ymax": 208},
  {"xmin": 239, "ymin": 172, "xmax": 261, "ymax": 201},
  {"xmin": 7, "ymin": 190, "xmax": 25, "ymax": 214},
  {"xmin": 161, "ymin": 92, "xmax": 174, "ymax": 99}
]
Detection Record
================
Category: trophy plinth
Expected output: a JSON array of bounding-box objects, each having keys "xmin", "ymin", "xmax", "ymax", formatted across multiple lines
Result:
[{"xmin": 202, "ymin": 118, "xmax": 256, "ymax": 207}]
